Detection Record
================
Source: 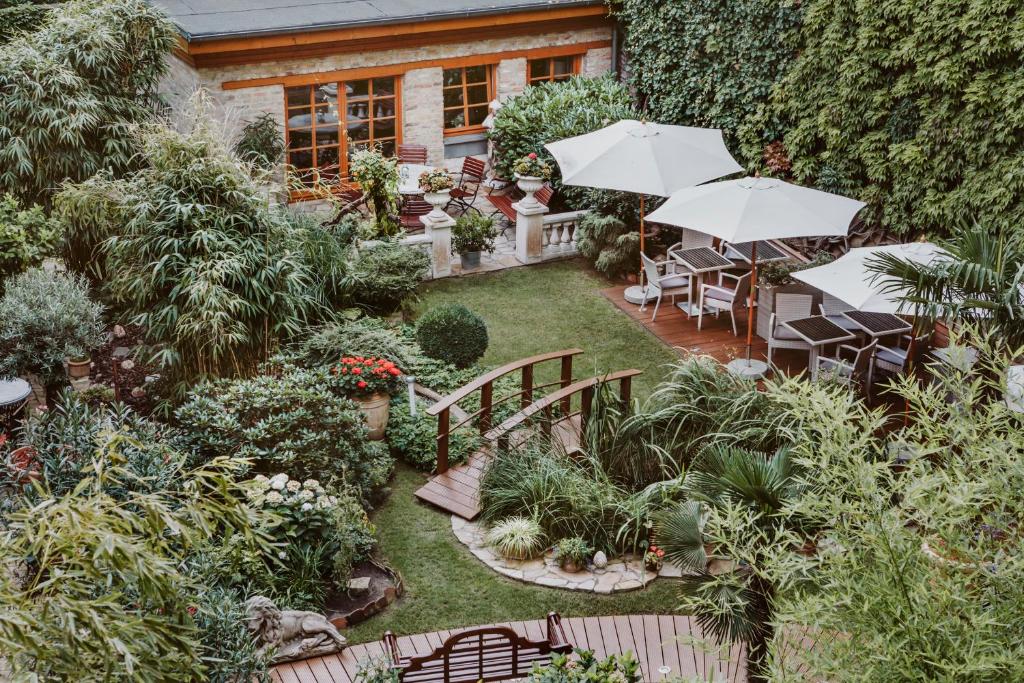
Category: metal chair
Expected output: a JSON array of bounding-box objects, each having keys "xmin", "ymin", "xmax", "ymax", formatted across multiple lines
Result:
[
  {"xmin": 817, "ymin": 339, "xmax": 878, "ymax": 398},
  {"xmin": 874, "ymin": 332, "xmax": 931, "ymax": 377},
  {"xmin": 399, "ymin": 199, "xmax": 432, "ymax": 233},
  {"xmin": 640, "ymin": 252, "xmax": 692, "ymax": 321},
  {"xmin": 766, "ymin": 294, "xmax": 814, "ymax": 366},
  {"xmin": 397, "ymin": 144, "xmax": 428, "ymax": 164},
  {"xmin": 697, "ymin": 270, "xmax": 752, "ymax": 336},
  {"xmin": 446, "ymin": 156, "xmax": 487, "ymax": 216},
  {"xmin": 819, "ymin": 293, "xmax": 861, "ymax": 333}
]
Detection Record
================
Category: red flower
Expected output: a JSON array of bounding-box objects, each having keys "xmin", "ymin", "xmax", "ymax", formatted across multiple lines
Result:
[
  {"xmin": 187, "ymin": 605, "xmax": 198, "ymax": 616},
  {"xmin": 357, "ymin": 380, "xmax": 368, "ymax": 389},
  {"xmin": 388, "ymin": 368, "xmax": 401, "ymax": 376},
  {"xmin": 528, "ymin": 152, "xmax": 537, "ymax": 159},
  {"xmin": 351, "ymin": 367, "xmax": 361, "ymax": 374}
]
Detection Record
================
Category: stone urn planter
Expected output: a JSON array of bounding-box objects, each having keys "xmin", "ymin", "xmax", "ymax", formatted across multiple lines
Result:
[
  {"xmin": 423, "ymin": 189, "xmax": 451, "ymax": 222},
  {"xmin": 514, "ymin": 174, "xmax": 544, "ymax": 210},
  {"xmin": 356, "ymin": 393, "xmax": 390, "ymax": 440},
  {"xmin": 67, "ymin": 356, "xmax": 91, "ymax": 380}
]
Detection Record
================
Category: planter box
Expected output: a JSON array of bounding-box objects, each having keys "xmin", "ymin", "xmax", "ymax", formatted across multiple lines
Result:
[{"xmin": 756, "ymin": 283, "xmax": 822, "ymax": 340}]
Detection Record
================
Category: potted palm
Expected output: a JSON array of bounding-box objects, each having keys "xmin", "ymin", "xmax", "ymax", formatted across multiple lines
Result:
[
  {"xmin": 332, "ymin": 356, "xmax": 404, "ymax": 440},
  {"xmin": 418, "ymin": 168, "xmax": 454, "ymax": 220},
  {"xmin": 512, "ymin": 153, "xmax": 552, "ymax": 210},
  {"xmin": 452, "ymin": 214, "xmax": 497, "ymax": 269}
]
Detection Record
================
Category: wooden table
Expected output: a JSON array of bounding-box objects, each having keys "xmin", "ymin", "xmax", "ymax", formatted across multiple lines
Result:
[
  {"xmin": 669, "ymin": 246, "xmax": 735, "ymax": 317},
  {"xmin": 782, "ymin": 315, "xmax": 858, "ymax": 379}
]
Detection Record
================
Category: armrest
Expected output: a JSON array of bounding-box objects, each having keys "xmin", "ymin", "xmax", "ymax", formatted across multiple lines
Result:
[
  {"xmin": 383, "ymin": 631, "xmax": 402, "ymax": 664},
  {"xmin": 878, "ymin": 344, "xmax": 908, "ymax": 361},
  {"xmin": 701, "ymin": 284, "xmax": 734, "ymax": 298},
  {"xmin": 719, "ymin": 271, "xmax": 741, "ymax": 283},
  {"xmin": 837, "ymin": 343, "xmax": 861, "ymax": 360},
  {"xmin": 817, "ymin": 355, "xmax": 846, "ymax": 370},
  {"xmin": 769, "ymin": 311, "xmax": 778, "ymax": 333}
]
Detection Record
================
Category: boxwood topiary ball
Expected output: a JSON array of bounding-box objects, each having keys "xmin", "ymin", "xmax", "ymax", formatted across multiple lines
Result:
[{"xmin": 415, "ymin": 304, "xmax": 488, "ymax": 369}]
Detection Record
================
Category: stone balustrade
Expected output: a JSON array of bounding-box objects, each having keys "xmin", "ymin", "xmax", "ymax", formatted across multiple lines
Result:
[{"xmin": 541, "ymin": 210, "xmax": 587, "ymax": 257}]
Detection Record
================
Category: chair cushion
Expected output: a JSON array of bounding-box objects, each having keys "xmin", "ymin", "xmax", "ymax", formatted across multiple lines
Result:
[
  {"xmin": 703, "ymin": 287, "xmax": 734, "ymax": 303},
  {"xmin": 875, "ymin": 347, "xmax": 906, "ymax": 366},
  {"xmin": 771, "ymin": 326, "xmax": 804, "ymax": 341}
]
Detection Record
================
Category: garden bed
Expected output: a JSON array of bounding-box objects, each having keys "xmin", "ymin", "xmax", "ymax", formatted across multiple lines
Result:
[{"xmin": 326, "ymin": 560, "xmax": 404, "ymax": 630}]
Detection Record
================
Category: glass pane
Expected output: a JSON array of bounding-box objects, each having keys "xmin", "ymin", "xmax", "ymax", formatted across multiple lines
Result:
[
  {"xmin": 443, "ymin": 68, "xmax": 463, "ymax": 87},
  {"xmin": 466, "ymin": 85, "xmax": 489, "ymax": 106},
  {"xmin": 444, "ymin": 109, "xmax": 466, "ymax": 129},
  {"xmin": 372, "ymin": 78, "xmax": 395, "ymax": 97},
  {"xmin": 467, "ymin": 105, "xmax": 489, "ymax": 127},
  {"xmin": 317, "ymin": 146, "xmax": 340, "ymax": 174},
  {"xmin": 443, "ymin": 88, "xmax": 464, "ymax": 108},
  {"xmin": 287, "ymin": 110, "xmax": 313, "ymax": 129},
  {"xmin": 314, "ymin": 83, "xmax": 338, "ymax": 106},
  {"xmin": 347, "ymin": 141, "xmax": 369, "ymax": 161},
  {"xmin": 464, "ymin": 65, "xmax": 488, "ymax": 84},
  {"xmin": 347, "ymin": 121, "xmax": 369, "ymax": 142},
  {"xmin": 315, "ymin": 126, "xmax": 339, "ymax": 146},
  {"xmin": 347, "ymin": 101, "xmax": 370, "ymax": 120},
  {"xmin": 287, "ymin": 128, "xmax": 312, "ymax": 149},
  {"xmin": 553, "ymin": 56, "xmax": 575, "ymax": 76},
  {"xmin": 373, "ymin": 118, "xmax": 395, "ymax": 139},
  {"xmin": 373, "ymin": 98, "xmax": 395, "ymax": 119},
  {"xmin": 286, "ymin": 86, "xmax": 311, "ymax": 108},
  {"xmin": 528, "ymin": 59, "xmax": 550, "ymax": 80},
  {"xmin": 379, "ymin": 139, "xmax": 396, "ymax": 158},
  {"xmin": 314, "ymin": 107, "xmax": 339, "ymax": 127},
  {"xmin": 287, "ymin": 149, "xmax": 313, "ymax": 170},
  {"xmin": 346, "ymin": 79, "xmax": 369, "ymax": 100}
]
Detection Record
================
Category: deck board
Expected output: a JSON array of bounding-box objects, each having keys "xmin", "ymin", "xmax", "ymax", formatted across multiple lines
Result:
[{"xmin": 280, "ymin": 615, "xmax": 746, "ymax": 682}]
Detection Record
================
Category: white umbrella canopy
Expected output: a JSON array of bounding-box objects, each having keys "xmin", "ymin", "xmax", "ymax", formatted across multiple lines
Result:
[
  {"xmin": 793, "ymin": 242, "xmax": 949, "ymax": 314},
  {"xmin": 544, "ymin": 120, "xmax": 743, "ymax": 197},
  {"xmin": 645, "ymin": 176, "xmax": 867, "ymax": 242}
]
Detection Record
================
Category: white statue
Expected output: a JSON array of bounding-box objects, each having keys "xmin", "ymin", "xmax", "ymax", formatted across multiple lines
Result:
[{"xmin": 245, "ymin": 595, "xmax": 347, "ymax": 663}]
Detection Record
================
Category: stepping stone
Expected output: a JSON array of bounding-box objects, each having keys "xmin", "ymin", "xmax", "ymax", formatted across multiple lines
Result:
[{"xmin": 347, "ymin": 577, "xmax": 371, "ymax": 595}]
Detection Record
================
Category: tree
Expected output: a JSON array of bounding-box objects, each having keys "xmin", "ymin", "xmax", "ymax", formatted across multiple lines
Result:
[
  {"xmin": 0, "ymin": 0, "xmax": 176, "ymax": 205},
  {"xmin": 0, "ymin": 267, "xmax": 105, "ymax": 403},
  {"xmin": 654, "ymin": 445, "xmax": 805, "ymax": 680}
]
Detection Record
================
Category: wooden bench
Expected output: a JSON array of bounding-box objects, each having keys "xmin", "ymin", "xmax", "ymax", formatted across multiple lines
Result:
[
  {"xmin": 488, "ymin": 184, "xmax": 554, "ymax": 235},
  {"xmin": 382, "ymin": 612, "xmax": 572, "ymax": 683}
]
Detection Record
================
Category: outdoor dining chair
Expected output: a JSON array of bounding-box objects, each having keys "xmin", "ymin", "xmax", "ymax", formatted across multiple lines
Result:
[
  {"xmin": 446, "ymin": 156, "xmax": 487, "ymax": 215},
  {"xmin": 397, "ymin": 144, "xmax": 428, "ymax": 164},
  {"xmin": 819, "ymin": 293, "xmax": 862, "ymax": 333},
  {"xmin": 873, "ymin": 332, "xmax": 931, "ymax": 377},
  {"xmin": 399, "ymin": 199, "xmax": 432, "ymax": 233},
  {"xmin": 816, "ymin": 339, "xmax": 878, "ymax": 398},
  {"xmin": 697, "ymin": 270, "xmax": 752, "ymax": 336},
  {"xmin": 766, "ymin": 294, "xmax": 814, "ymax": 366},
  {"xmin": 639, "ymin": 252, "xmax": 692, "ymax": 321},
  {"xmin": 665, "ymin": 228, "xmax": 715, "ymax": 275}
]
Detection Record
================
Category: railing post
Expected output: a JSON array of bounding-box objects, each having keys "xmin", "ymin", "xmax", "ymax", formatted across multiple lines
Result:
[
  {"xmin": 559, "ymin": 355, "xmax": 573, "ymax": 414},
  {"xmin": 580, "ymin": 385, "xmax": 595, "ymax": 430},
  {"xmin": 619, "ymin": 376, "xmax": 632, "ymax": 405},
  {"xmin": 541, "ymin": 405, "xmax": 552, "ymax": 437},
  {"xmin": 521, "ymin": 364, "xmax": 534, "ymax": 409},
  {"xmin": 479, "ymin": 380, "xmax": 493, "ymax": 434},
  {"xmin": 436, "ymin": 406, "xmax": 450, "ymax": 474}
]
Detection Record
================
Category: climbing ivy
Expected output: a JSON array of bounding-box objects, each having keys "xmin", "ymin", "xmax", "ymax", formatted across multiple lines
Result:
[
  {"xmin": 612, "ymin": 0, "xmax": 802, "ymax": 166},
  {"xmin": 755, "ymin": 0, "xmax": 1024, "ymax": 237}
]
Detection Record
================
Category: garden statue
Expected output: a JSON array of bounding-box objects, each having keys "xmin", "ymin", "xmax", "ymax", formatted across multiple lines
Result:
[{"xmin": 245, "ymin": 595, "xmax": 347, "ymax": 663}]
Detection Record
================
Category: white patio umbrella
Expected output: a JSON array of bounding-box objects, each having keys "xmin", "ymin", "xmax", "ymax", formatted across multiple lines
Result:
[
  {"xmin": 792, "ymin": 242, "xmax": 948, "ymax": 314},
  {"xmin": 545, "ymin": 120, "xmax": 742, "ymax": 302},
  {"xmin": 646, "ymin": 176, "xmax": 866, "ymax": 376}
]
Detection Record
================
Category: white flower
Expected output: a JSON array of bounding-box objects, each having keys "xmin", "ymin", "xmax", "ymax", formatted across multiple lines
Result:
[
  {"xmin": 265, "ymin": 491, "xmax": 285, "ymax": 505},
  {"xmin": 269, "ymin": 473, "xmax": 289, "ymax": 490},
  {"xmin": 301, "ymin": 502, "xmax": 313, "ymax": 512},
  {"xmin": 302, "ymin": 479, "xmax": 320, "ymax": 490},
  {"xmin": 286, "ymin": 479, "xmax": 301, "ymax": 493},
  {"xmin": 297, "ymin": 489, "xmax": 315, "ymax": 501},
  {"xmin": 277, "ymin": 550, "xmax": 287, "ymax": 559},
  {"xmin": 253, "ymin": 474, "xmax": 268, "ymax": 483}
]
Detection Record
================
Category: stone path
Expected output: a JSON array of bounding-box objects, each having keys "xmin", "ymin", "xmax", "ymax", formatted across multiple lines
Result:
[{"xmin": 451, "ymin": 516, "xmax": 682, "ymax": 594}]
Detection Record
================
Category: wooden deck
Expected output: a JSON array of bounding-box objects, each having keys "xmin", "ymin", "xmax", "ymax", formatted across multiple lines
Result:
[{"xmin": 271, "ymin": 614, "xmax": 747, "ymax": 683}]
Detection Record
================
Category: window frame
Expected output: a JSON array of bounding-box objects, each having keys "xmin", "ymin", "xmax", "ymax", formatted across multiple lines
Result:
[
  {"xmin": 527, "ymin": 54, "xmax": 583, "ymax": 85},
  {"xmin": 441, "ymin": 63, "xmax": 496, "ymax": 137},
  {"xmin": 284, "ymin": 75, "xmax": 402, "ymax": 190}
]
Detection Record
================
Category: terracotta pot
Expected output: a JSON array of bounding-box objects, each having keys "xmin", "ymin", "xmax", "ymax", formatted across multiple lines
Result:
[
  {"xmin": 356, "ymin": 393, "xmax": 390, "ymax": 440},
  {"xmin": 67, "ymin": 357, "xmax": 91, "ymax": 379},
  {"xmin": 560, "ymin": 560, "xmax": 583, "ymax": 573}
]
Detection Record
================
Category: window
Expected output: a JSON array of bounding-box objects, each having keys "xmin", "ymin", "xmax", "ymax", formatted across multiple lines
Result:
[
  {"xmin": 285, "ymin": 76, "xmax": 399, "ymax": 186},
  {"xmin": 527, "ymin": 55, "xmax": 581, "ymax": 85},
  {"xmin": 442, "ymin": 65, "xmax": 494, "ymax": 134}
]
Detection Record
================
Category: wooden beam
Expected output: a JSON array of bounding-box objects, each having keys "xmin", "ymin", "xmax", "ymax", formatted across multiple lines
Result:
[{"xmin": 221, "ymin": 41, "xmax": 611, "ymax": 90}]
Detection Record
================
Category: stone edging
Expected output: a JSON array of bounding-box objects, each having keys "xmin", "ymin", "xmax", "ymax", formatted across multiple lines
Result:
[{"xmin": 451, "ymin": 516, "xmax": 682, "ymax": 593}]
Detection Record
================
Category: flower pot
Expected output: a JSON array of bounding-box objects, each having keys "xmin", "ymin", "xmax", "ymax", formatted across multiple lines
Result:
[
  {"xmin": 423, "ymin": 190, "xmax": 451, "ymax": 222},
  {"xmin": 560, "ymin": 560, "xmax": 583, "ymax": 573},
  {"xmin": 356, "ymin": 393, "xmax": 390, "ymax": 440},
  {"xmin": 514, "ymin": 174, "xmax": 544, "ymax": 210},
  {"xmin": 67, "ymin": 357, "xmax": 91, "ymax": 380},
  {"xmin": 460, "ymin": 251, "xmax": 482, "ymax": 269}
]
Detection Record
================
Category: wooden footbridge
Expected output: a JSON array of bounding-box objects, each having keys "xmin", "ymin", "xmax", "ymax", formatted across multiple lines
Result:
[{"xmin": 415, "ymin": 350, "xmax": 641, "ymax": 520}]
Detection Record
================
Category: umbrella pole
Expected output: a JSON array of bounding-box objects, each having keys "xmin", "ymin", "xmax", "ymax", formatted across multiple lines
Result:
[
  {"xmin": 638, "ymin": 195, "xmax": 646, "ymax": 286},
  {"xmin": 745, "ymin": 242, "xmax": 758, "ymax": 363}
]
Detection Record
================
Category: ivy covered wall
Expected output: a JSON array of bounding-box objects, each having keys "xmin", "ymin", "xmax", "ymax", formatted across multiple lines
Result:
[{"xmin": 613, "ymin": 0, "xmax": 1024, "ymax": 237}]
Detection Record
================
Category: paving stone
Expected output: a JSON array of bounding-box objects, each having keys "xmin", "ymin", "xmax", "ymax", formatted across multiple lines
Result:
[
  {"xmin": 615, "ymin": 579, "xmax": 643, "ymax": 591},
  {"xmin": 535, "ymin": 576, "xmax": 568, "ymax": 588}
]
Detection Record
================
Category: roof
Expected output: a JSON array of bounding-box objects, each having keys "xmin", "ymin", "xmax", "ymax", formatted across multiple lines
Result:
[{"xmin": 150, "ymin": 0, "xmax": 605, "ymax": 42}]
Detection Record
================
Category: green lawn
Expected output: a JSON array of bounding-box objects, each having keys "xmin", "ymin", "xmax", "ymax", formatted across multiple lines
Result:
[
  {"xmin": 411, "ymin": 259, "xmax": 678, "ymax": 398},
  {"xmin": 346, "ymin": 465, "xmax": 680, "ymax": 644}
]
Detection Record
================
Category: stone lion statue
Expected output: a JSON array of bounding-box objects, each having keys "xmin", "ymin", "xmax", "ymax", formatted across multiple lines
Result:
[{"xmin": 245, "ymin": 595, "xmax": 347, "ymax": 663}]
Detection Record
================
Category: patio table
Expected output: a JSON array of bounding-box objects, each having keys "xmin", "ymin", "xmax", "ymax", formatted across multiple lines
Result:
[
  {"xmin": 782, "ymin": 315, "xmax": 857, "ymax": 379},
  {"xmin": 841, "ymin": 311, "xmax": 912, "ymax": 340},
  {"xmin": 669, "ymin": 246, "xmax": 735, "ymax": 317},
  {"xmin": 0, "ymin": 378, "xmax": 31, "ymax": 432},
  {"xmin": 397, "ymin": 164, "xmax": 433, "ymax": 196},
  {"xmin": 723, "ymin": 240, "xmax": 790, "ymax": 264}
]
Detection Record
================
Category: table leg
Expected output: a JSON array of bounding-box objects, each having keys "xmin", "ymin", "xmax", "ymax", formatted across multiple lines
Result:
[{"xmin": 809, "ymin": 345, "xmax": 820, "ymax": 380}]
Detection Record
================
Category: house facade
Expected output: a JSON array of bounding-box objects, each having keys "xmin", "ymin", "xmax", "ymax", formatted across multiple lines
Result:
[{"xmin": 154, "ymin": 0, "xmax": 616, "ymax": 196}]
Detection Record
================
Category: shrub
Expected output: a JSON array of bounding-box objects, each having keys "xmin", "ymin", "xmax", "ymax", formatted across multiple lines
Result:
[
  {"xmin": 452, "ymin": 214, "xmax": 497, "ymax": 256},
  {"xmin": 287, "ymin": 212, "xmax": 358, "ymax": 314},
  {"xmin": 574, "ymin": 213, "xmax": 639, "ymax": 280},
  {"xmin": 332, "ymin": 355, "xmax": 404, "ymax": 398},
  {"xmin": 350, "ymin": 242, "xmax": 430, "ymax": 315},
  {"xmin": 415, "ymin": 304, "xmax": 488, "ymax": 369},
  {"xmin": 348, "ymin": 146, "xmax": 400, "ymax": 237},
  {"xmin": 527, "ymin": 650, "xmax": 640, "ymax": 683},
  {"xmin": 555, "ymin": 537, "xmax": 592, "ymax": 566},
  {"xmin": 385, "ymin": 395, "xmax": 478, "ymax": 470},
  {"xmin": 0, "ymin": 194, "xmax": 60, "ymax": 282},
  {"xmin": 0, "ymin": 268, "xmax": 104, "ymax": 403},
  {"xmin": 0, "ymin": 0, "xmax": 177, "ymax": 205},
  {"xmin": 175, "ymin": 367, "xmax": 394, "ymax": 501},
  {"xmin": 234, "ymin": 113, "xmax": 284, "ymax": 171},
  {"xmin": 486, "ymin": 516, "xmax": 546, "ymax": 560},
  {"xmin": 287, "ymin": 317, "xmax": 420, "ymax": 370},
  {"xmin": 190, "ymin": 584, "xmax": 271, "ymax": 683}
]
